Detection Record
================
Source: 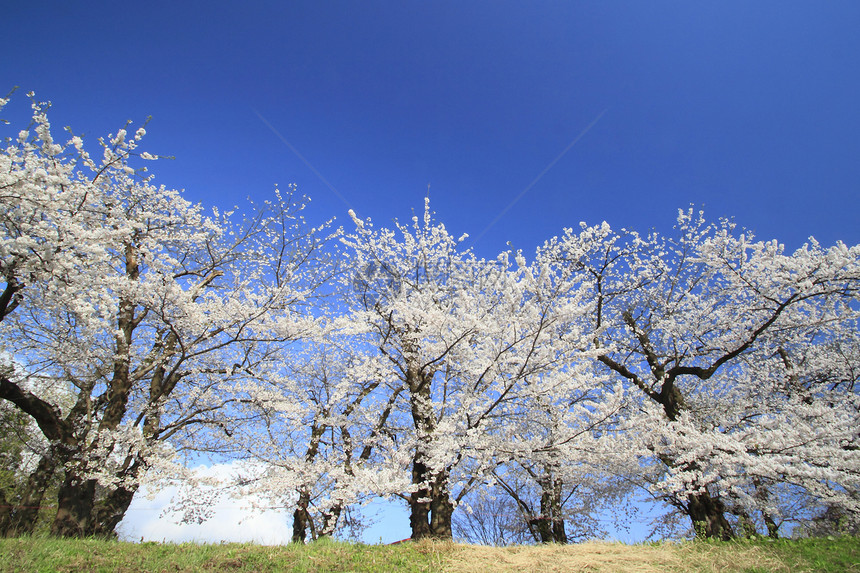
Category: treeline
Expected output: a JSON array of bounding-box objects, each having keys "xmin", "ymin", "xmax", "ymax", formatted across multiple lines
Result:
[{"xmin": 1, "ymin": 93, "xmax": 858, "ymax": 543}]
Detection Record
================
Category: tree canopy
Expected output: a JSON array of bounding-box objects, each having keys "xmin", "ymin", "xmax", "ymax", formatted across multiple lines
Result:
[{"xmin": 1, "ymin": 93, "xmax": 858, "ymax": 542}]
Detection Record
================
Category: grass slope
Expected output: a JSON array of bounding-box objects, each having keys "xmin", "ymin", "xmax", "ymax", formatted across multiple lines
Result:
[{"xmin": 0, "ymin": 536, "xmax": 856, "ymax": 573}]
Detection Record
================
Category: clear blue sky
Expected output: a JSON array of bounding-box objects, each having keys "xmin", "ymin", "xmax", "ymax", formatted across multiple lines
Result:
[
  {"xmin": 4, "ymin": 1, "xmax": 859, "ymax": 260},
  {"xmin": 4, "ymin": 1, "xmax": 860, "ymax": 543}
]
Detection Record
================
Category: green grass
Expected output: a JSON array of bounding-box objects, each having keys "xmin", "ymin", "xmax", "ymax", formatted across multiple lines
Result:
[
  {"xmin": 0, "ymin": 536, "xmax": 446, "ymax": 573},
  {"xmin": 0, "ymin": 535, "xmax": 856, "ymax": 572},
  {"xmin": 744, "ymin": 536, "xmax": 860, "ymax": 573},
  {"xmin": 662, "ymin": 536, "xmax": 860, "ymax": 573}
]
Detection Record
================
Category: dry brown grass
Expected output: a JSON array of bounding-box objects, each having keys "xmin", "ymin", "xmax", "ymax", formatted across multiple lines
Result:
[{"xmin": 441, "ymin": 540, "xmax": 795, "ymax": 573}]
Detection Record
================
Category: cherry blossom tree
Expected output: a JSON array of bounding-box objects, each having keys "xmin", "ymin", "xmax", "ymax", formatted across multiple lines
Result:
[
  {"xmin": 537, "ymin": 210, "xmax": 860, "ymax": 539},
  {"xmin": 0, "ymin": 93, "xmax": 329, "ymax": 537},
  {"xmin": 467, "ymin": 461, "xmax": 633, "ymax": 545},
  {"xmin": 338, "ymin": 200, "xmax": 603, "ymax": 540},
  {"xmin": 453, "ymin": 489, "xmax": 532, "ymax": 545},
  {"xmin": 213, "ymin": 332, "xmax": 407, "ymax": 543},
  {"xmin": 687, "ymin": 320, "xmax": 860, "ymax": 537},
  {"xmin": 481, "ymin": 365, "xmax": 628, "ymax": 544},
  {"xmin": 0, "ymin": 397, "xmax": 61, "ymax": 535},
  {"xmin": 5, "ymin": 91, "xmax": 857, "ymax": 544}
]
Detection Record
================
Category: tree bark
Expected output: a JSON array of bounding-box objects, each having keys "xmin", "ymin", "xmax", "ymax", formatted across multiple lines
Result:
[
  {"xmin": 686, "ymin": 490, "xmax": 733, "ymax": 541},
  {"xmin": 547, "ymin": 485, "xmax": 567, "ymax": 543},
  {"xmin": 0, "ymin": 490, "xmax": 9, "ymax": 536},
  {"xmin": 529, "ymin": 476, "xmax": 567, "ymax": 544},
  {"xmin": 319, "ymin": 504, "xmax": 342, "ymax": 538},
  {"xmin": 407, "ymin": 462, "xmax": 455, "ymax": 540},
  {"xmin": 529, "ymin": 515, "xmax": 553, "ymax": 543},
  {"xmin": 407, "ymin": 457, "xmax": 455, "ymax": 540},
  {"xmin": 751, "ymin": 478, "xmax": 779, "ymax": 538},
  {"xmin": 292, "ymin": 489, "xmax": 313, "ymax": 543},
  {"xmin": 92, "ymin": 484, "xmax": 138, "ymax": 538},
  {"xmin": 405, "ymin": 358, "xmax": 454, "ymax": 541},
  {"xmin": 0, "ymin": 452, "xmax": 56, "ymax": 536},
  {"xmin": 429, "ymin": 469, "xmax": 454, "ymax": 539},
  {"xmin": 762, "ymin": 512, "xmax": 779, "ymax": 539},
  {"xmin": 408, "ymin": 458, "xmax": 433, "ymax": 540},
  {"xmin": 50, "ymin": 473, "xmax": 97, "ymax": 538}
]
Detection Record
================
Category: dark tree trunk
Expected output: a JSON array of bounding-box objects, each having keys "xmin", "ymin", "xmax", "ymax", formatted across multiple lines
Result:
[
  {"xmin": 529, "ymin": 516, "xmax": 553, "ymax": 543},
  {"xmin": 92, "ymin": 485, "xmax": 137, "ymax": 538},
  {"xmin": 405, "ymin": 361, "xmax": 452, "ymax": 541},
  {"xmin": 736, "ymin": 509, "xmax": 758, "ymax": 538},
  {"xmin": 547, "ymin": 478, "xmax": 567, "ymax": 544},
  {"xmin": 89, "ymin": 459, "xmax": 144, "ymax": 538},
  {"xmin": 751, "ymin": 478, "xmax": 779, "ymax": 539},
  {"xmin": 408, "ymin": 459, "xmax": 433, "ymax": 540},
  {"xmin": 552, "ymin": 518, "xmax": 567, "ymax": 544},
  {"xmin": 429, "ymin": 472, "xmax": 454, "ymax": 540},
  {"xmin": 50, "ymin": 454, "xmax": 140, "ymax": 538},
  {"xmin": 529, "ymin": 477, "xmax": 567, "ymax": 544},
  {"xmin": 0, "ymin": 490, "xmax": 10, "ymax": 535},
  {"xmin": 408, "ymin": 501, "xmax": 433, "ymax": 540},
  {"xmin": 50, "ymin": 474, "xmax": 97, "ymax": 538},
  {"xmin": 0, "ymin": 453, "xmax": 56, "ymax": 536},
  {"xmin": 762, "ymin": 511, "xmax": 779, "ymax": 539},
  {"xmin": 319, "ymin": 504, "xmax": 342, "ymax": 538},
  {"xmin": 686, "ymin": 491, "xmax": 733, "ymax": 541},
  {"xmin": 292, "ymin": 489, "xmax": 313, "ymax": 543},
  {"xmin": 408, "ymin": 457, "xmax": 454, "ymax": 540}
]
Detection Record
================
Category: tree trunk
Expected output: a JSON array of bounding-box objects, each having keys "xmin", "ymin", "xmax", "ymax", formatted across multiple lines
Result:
[
  {"xmin": 530, "ymin": 477, "xmax": 567, "ymax": 544},
  {"xmin": 408, "ymin": 458, "xmax": 433, "ymax": 540},
  {"xmin": 291, "ymin": 489, "xmax": 313, "ymax": 543},
  {"xmin": 319, "ymin": 504, "xmax": 342, "ymax": 538},
  {"xmin": 656, "ymin": 377, "xmax": 732, "ymax": 541},
  {"xmin": 0, "ymin": 490, "xmax": 10, "ymax": 536},
  {"xmin": 50, "ymin": 473, "xmax": 97, "ymax": 538},
  {"xmin": 405, "ymin": 361, "xmax": 452, "ymax": 541},
  {"xmin": 548, "ymin": 477, "xmax": 567, "ymax": 543},
  {"xmin": 762, "ymin": 510, "xmax": 779, "ymax": 539},
  {"xmin": 408, "ymin": 500, "xmax": 433, "ymax": 539},
  {"xmin": 50, "ymin": 455, "xmax": 142, "ymax": 539},
  {"xmin": 429, "ymin": 471, "xmax": 454, "ymax": 539},
  {"xmin": 408, "ymin": 457, "xmax": 455, "ymax": 540},
  {"xmin": 0, "ymin": 453, "xmax": 56, "ymax": 536},
  {"xmin": 92, "ymin": 485, "xmax": 137, "ymax": 538},
  {"xmin": 552, "ymin": 517, "xmax": 567, "ymax": 544},
  {"xmin": 751, "ymin": 478, "xmax": 779, "ymax": 539},
  {"xmin": 529, "ymin": 515, "xmax": 553, "ymax": 543},
  {"xmin": 686, "ymin": 490, "xmax": 733, "ymax": 541}
]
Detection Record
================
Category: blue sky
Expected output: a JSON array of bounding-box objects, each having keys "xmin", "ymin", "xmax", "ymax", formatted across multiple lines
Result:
[
  {"xmin": 4, "ymin": 1, "xmax": 859, "ymax": 543},
  {"xmin": 4, "ymin": 1, "xmax": 859, "ymax": 259}
]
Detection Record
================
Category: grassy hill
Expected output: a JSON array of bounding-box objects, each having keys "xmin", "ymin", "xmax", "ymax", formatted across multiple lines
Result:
[{"xmin": 0, "ymin": 536, "xmax": 857, "ymax": 572}]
